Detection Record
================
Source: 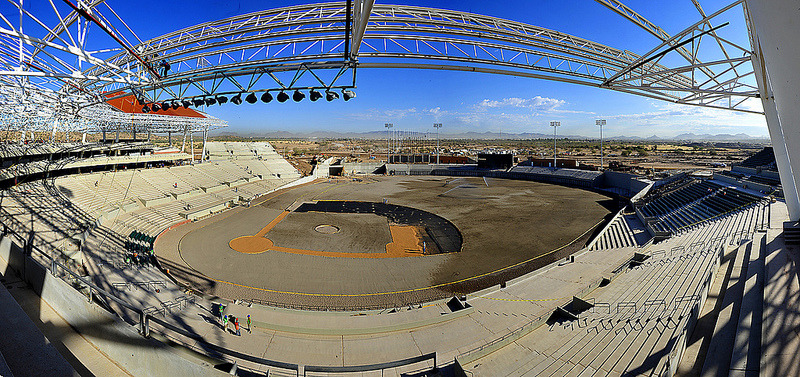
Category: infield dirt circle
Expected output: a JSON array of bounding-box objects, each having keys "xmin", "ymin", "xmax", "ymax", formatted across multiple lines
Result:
[{"xmin": 155, "ymin": 176, "xmax": 615, "ymax": 309}]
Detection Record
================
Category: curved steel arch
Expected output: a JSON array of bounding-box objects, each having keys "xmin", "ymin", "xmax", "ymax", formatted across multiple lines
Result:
[
  {"xmin": 93, "ymin": 2, "xmax": 660, "ymax": 97},
  {"xmin": 84, "ymin": 2, "xmax": 755, "ymax": 114},
  {"xmin": 0, "ymin": 0, "xmax": 761, "ymax": 131}
]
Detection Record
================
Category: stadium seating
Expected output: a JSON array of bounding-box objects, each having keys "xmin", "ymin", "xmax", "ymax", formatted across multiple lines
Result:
[
  {"xmin": 0, "ymin": 142, "xmax": 299, "ymax": 274},
  {"xmin": 469, "ymin": 199, "xmax": 766, "ymax": 375},
  {"xmin": 0, "ymin": 140, "xmax": 780, "ymax": 376},
  {"xmin": 590, "ymin": 214, "xmax": 635, "ymax": 251},
  {"xmin": 639, "ymin": 180, "xmax": 721, "ymax": 218},
  {"xmin": 636, "ymin": 179, "xmax": 766, "ymax": 236},
  {"xmin": 737, "ymin": 147, "xmax": 777, "ymax": 170}
]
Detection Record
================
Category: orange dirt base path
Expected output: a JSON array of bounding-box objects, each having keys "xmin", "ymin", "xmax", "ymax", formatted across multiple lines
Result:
[
  {"xmin": 385, "ymin": 225, "xmax": 426, "ymax": 256},
  {"xmin": 227, "ymin": 211, "xmax": 424, "ymax": 258}
]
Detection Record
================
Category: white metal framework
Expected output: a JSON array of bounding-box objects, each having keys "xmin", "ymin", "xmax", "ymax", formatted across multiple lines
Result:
[
  {"xmin": 0, "ymin": 1, "xmax": 760, "ymax": 126},
  {"xmin": 0, "ymin": 0, "xmax": 794, "ymax": 218},
  {"xmin": 0, "ymin": 0, "xmax": 228, "ymax": 134}
]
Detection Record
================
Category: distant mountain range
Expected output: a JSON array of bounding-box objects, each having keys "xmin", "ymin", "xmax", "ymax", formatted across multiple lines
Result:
[{"xmin": 211, "ymin": 130, "xmax": 770, "ymax": 142}]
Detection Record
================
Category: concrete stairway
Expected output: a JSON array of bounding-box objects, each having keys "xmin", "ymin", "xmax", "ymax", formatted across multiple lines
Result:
[{"xmin": 697, "ymin": 232, "xmax": 764, "ymax": 377}]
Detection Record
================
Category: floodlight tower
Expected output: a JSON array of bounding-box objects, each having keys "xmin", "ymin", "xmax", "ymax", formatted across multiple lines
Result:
[
  {"xmin": 596, "ymin": 119, "xmax": 606, "ymax": 169},
  {"xmin": 550, "ymin": 121, "xmax": 561, "ymax": 169},
  {"xmin": 385, "ymin": 123, "xmax": 393, "ymax": 163},
  {"xmin": 433, "ymin": 123, "xmax": 442, "ymax": 164}
]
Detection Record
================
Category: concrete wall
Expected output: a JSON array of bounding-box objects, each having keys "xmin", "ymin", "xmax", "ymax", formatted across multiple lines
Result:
[
  {"xmin": 746, "ymin": 0, "xmax": 800, "ymax": 220},
  {"xmin": 714, "ymin": 173, "xmax": 774, "ymax": 194},
  {"xmin": 173, "ymin": 189, "xmax": 202, "ymax": 200},
  {"xmin": 386, "ymin": 163, "xmax": 412, "ymax": 175},
  {"xmin": 139, "ymin": 195, "xmax": 172, "ymax": 208},
  {"xmin": 653, "ymin": 172, "xmax": 689, "ymax": 188},
  {"xmin": 602, "ymin": 171, "xmax": 649, "ymax": 197},
  {"xmin": 120, "ymin": 200, "xmax": 139, "ymax": 212},
  {"xmin": 732, "ymin": 165, "xmax": 759, "ymax": 176},
  {"xmin": 0, "ymin": 236, "xmax": 227, "ymax": 377},
  {"xmin": 201, "ymin": 185, "xmax": 226, "ymax": 194},
  {"xmin": 341, "ymin": 162, "xmax": 383, "ymax": 175},
  {"xmin": 731, "ymin": 165, "xmax": 781, "ymax": 181},
  {"xmin": 180, "ymin": 201, "xmax": 232, "ymax": 220}
]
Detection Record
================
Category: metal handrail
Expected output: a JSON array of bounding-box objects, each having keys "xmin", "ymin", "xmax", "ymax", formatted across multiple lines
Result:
[{"xmin": 305, "ymin": 352, "xmax": 436, "ymax": 373}]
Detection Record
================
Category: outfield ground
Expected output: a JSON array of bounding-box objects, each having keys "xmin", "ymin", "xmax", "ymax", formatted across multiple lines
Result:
[{"xmin": 154, "ymin": 176, "xmax": 615, "ymax": 309}]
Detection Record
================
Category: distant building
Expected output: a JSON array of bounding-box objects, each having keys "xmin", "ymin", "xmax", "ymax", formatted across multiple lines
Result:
[
  {"xmin": 477, "ymin": 153, "xmax": 513, "ymax": 169},
  {"xmin": 437, "ymin": 155, "xmax": 473, "ymax": 164},
  {"xmin": 521, "ymin": 158, "xmax": 580, "ymax": 169}
]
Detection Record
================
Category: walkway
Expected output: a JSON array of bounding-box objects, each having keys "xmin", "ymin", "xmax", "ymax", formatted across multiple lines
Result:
[{"xmin": 0, "ymin": 261, "xmax": 129, "ymax": 377}]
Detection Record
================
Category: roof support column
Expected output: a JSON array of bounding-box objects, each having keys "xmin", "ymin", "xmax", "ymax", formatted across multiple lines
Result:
[
  {"xmin": 181, "ymin": 126, "xmax": 187, "ymax": 153},
  {"xmin": 51, "ymin": 119, "xmax": 58, "ymax": 143},
  {"xmin": 200, "ymin": 126, "xmax": 208, "ymax": 163},
  {"xmin": 746, "ymin": 0, "xmax": 800, "ymax": 221},
  {"xmin": 190, "ymin": 131, "xmax": 194, "ymax": 164}
]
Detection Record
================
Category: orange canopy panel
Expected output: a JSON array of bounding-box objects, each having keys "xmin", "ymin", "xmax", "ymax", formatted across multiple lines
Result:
[{"xmin": 105, "ymin": 94, "xmax": 206, "ymax": 118}]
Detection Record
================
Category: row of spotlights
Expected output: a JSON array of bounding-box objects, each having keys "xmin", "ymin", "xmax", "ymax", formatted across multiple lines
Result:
[{"xmin": 141, "ymin": 89, "xmax": 354, "ymax": 113}]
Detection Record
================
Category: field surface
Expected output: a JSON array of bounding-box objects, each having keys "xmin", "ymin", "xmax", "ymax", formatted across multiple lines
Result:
[{"xmin": 155, "ymin": 176, "xmax": 614, "ymax": 308}]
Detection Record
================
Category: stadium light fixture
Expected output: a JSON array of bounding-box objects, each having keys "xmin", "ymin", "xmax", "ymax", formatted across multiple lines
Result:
[
  {"xmin": 231, "ymin": 93, "xmax": 243, "ymax": 105},
  {"xmin": 245, "ymin": 93, "xmax": 257, "ymax": 104},
  {"xmin": 216, "ymin": 95, "xmax": 228, "ymax": 105},
  {"xmin": 182, "ymin": 100, "xmax": 191, "ymax": 108},
  {"xmin": 325, "ymin": 91, "xmax": 339, "ymax": 101},
  {"xmin": 292, "ymin": 90, "xmax": 305, "ymax": 102},
  {"xmin": 550, "ymin": 121, "xmax": 561, "ymax": 169},
  {"xmin": 385, "ymin": 123, "xmax": 393, "ymax": 163},
  {"xmin": 192, "ymin": 98, "xmax": 204, "ymax": 107},
  {"xmin": 342, "ymin": 89, "xmax": 356, "ymax": 101},
  {"xmin": 309, "ymin": 89, "xmax": 322, "ymax": 102},
  {"xmin": 277, "ymin": 91, "xmax": 289, "ymax": 103},
  {"xmin": 171, "ymin": 101, "xmax": 180, "ymax": 110},
  {"xmin": 433, "ymin": 123, "xmax": 443, "ymax": 164},
  {"xmin": 161, "ymin": 102, "xmax": 171, "ymax": 111},
  {"xmin": 205, "ymin": 97, "xmax": 217, "ymax": 106},
  {"xmin": 261, "ymin": 92, "xmax": 273, "ymax": 103},
  {"xmin": 152, "ymin": 103, "xmax": 161, "ymax": 111},
  {"xmin": 142, "ymin": 105, "xmax": 150, "ymax": 113},
  {"xmin": 596, "ymin": 119, "xmax": 606, "ymax": 169}
]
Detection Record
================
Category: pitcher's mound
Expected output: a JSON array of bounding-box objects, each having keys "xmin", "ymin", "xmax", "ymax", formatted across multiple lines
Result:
[{"xmin": 314, "ymin": 224, "xmax": 340, "ymax": 234}]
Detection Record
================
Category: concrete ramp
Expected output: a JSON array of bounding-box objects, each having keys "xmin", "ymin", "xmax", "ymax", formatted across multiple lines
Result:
[{"xmin": 0, "ymin": 277, "xmax": 74, "ymax": 376}]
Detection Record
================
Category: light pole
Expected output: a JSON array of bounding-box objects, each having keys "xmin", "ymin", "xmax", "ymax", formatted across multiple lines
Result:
[
  {"xmin": 596, "ymin": 119, "xmax": 606, "ymax": 169},
  {"xmin": 385, "ymin": 123, "xmax": 393, "ymax": 163},
  {"xmin": 550, "ymin": 121, "xmax": 560, "ymax": 169},
  {"xmin": 433, "ymin": 123, "xmax": 442, "ymax": 164}
]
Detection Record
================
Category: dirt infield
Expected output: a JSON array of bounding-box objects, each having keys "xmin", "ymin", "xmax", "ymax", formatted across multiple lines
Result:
[{"xmin": 155, "ymin": 176, "xmax": 615, "ymax": 309}]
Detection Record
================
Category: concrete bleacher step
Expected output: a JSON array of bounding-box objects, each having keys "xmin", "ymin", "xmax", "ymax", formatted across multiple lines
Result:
[
  {"xmin": 699, "ymin": 240, "xmax": 750, "ymax": 377},
  {"xmin": 783, "ymin": 221, "xmax": 800, "ymax": 246},
  {"xmin": 533, "ymin": 239, "xmax": 714, "ymax": 374},
  {"xmin": 729, "ymin": 232, "xmax": 764, "ymax": 376},
  {"xmin": 698, "ymin": 232, "xmax": 764, "ymax": 377}
]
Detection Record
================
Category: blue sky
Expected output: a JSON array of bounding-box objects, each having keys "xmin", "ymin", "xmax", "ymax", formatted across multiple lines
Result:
[{"xmin": 16, "ymin": 0, "xmax": 768, "ymax": 138}]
